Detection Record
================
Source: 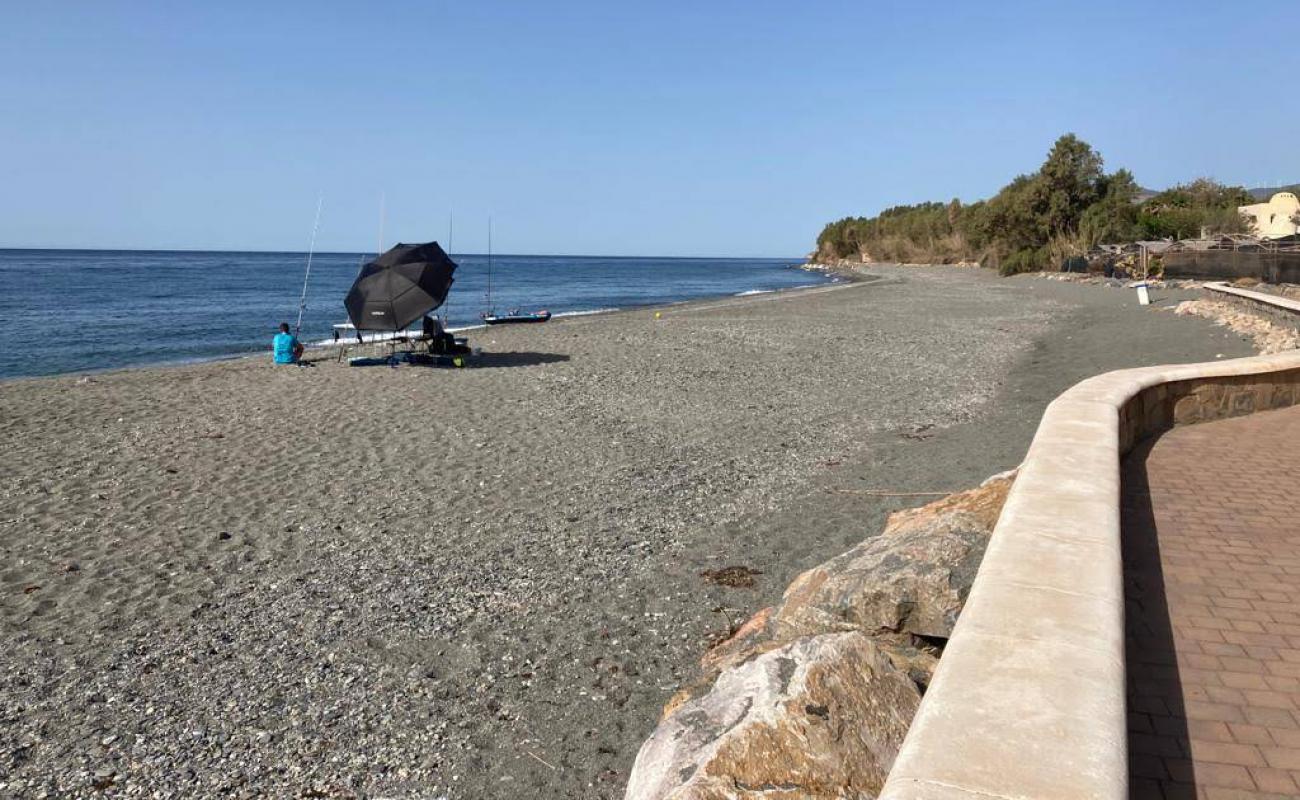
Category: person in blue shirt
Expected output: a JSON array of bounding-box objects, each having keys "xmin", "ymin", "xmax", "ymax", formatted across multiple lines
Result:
[{"xmin": 272, "ymin": 322, "xmax": 304, "ymax": 365}]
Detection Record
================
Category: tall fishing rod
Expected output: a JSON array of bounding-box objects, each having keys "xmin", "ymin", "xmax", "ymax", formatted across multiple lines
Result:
[
  {"xmin": 294, "ymin": 195, "xmax": 324, "ymax": 335},
  {"xmin": 443, "ymin": 211, "xmax": 454, "ymax": 326},
  {"xmin": 485, "ymin": 215, "xmax": 494, "ymax": 313}
]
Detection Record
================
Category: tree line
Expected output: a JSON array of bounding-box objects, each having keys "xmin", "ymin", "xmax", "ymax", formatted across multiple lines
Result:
[{"xmin": 815, "ymin": 134, "xmax": 1255, "ymax": 275}]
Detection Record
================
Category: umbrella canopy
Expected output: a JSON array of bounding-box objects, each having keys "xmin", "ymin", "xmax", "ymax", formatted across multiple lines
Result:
[{"xmin": 345, "ymin": 242, "xmax": 457, "ymax": 331}]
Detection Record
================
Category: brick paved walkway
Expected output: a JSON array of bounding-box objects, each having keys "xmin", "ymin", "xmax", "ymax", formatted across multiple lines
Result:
[{"xmin": 1124, "ymin": 405, "xmax": 1300, "ymax": 799}]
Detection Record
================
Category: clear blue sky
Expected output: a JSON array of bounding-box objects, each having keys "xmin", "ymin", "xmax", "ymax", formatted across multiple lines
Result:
[{"xmin": 1, "ymin": 1, "xmax": 1296, "ymax": 257}]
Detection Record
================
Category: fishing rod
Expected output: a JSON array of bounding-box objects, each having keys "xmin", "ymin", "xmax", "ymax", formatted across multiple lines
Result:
[
  {"xmin": 294, "ymin": 195, "xmax": 324, "ymax": 335},
  {"xmin": 485, "ymin": 215, "xmax": 493, "ymax": 314},
  {"xmin": 443, "ymin": 211, "xmax": 454, "ymax": 326}
]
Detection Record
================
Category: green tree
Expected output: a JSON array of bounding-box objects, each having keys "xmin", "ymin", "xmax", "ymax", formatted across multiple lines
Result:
[
  {"xmin": 1080, "ymin": 168, "xmax": 1141, "ymax": 245},
  {"xmin": 1035, "ymin": 133, "xmax": 1106, "ymax": 238},
  {"xmin": 810, "ymin": 134, "xmax": 1251, "ymax": 275},
  {"xmin": 982, "ymin": 174, "xmax": 1044, "ymax": 254},
  {"xmin": 1138, "ymin": 178, "xmax": 1253, "ymax": 238}
]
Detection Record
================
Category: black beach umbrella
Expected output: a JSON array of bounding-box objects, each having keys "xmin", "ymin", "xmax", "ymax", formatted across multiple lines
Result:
[{"xmin": 345, "ymin": 242, "xmax": 457, "ymax": 331}]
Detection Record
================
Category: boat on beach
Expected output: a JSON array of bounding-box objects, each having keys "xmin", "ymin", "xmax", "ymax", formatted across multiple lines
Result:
[
  {"xmin": 481, "ymin": 218, "xmax": 551, "ymax": 326},
  {"xmin": 482, "ymin": 309, "xmax": 551, "ymax": 325}
]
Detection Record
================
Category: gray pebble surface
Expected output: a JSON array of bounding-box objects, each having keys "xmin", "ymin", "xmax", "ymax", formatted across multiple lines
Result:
[{"xmin": 0, "ymin": 266, "xmax": 1252, "ymax": 798}]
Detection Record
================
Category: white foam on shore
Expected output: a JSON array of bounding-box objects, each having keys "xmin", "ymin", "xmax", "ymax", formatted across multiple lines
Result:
[
  {"xmin": 300, "ymin": 283, "xmax": 835, "ymax": 349},
  {"xmin": 551, "ymin": 307, "xmax": 619, "ymax": 319},
  {"xmin": 308, "ymin": 329, "xmax": 417, "ymax": 347}
]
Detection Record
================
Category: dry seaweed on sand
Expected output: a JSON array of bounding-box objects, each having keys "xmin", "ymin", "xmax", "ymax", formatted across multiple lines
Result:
[{"xmin": 700, "ymin": 566, "xmax": 763, "ymax": 588}]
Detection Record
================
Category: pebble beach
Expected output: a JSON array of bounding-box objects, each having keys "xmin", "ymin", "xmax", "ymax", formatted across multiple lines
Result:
[{"xmin": 0, "ymin": 266, "xmax": 1258, "ymax": 798}]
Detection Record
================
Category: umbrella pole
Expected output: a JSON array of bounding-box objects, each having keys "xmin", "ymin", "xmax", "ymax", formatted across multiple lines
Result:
[{"xmin": 294, "ymin": 195, "xmax": 324, "ymax": 335}]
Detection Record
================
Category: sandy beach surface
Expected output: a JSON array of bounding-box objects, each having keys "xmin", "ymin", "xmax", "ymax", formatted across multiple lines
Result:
[{"xmin": 0, "ymin": 266, "xmax": 1255, "ymax": 798}]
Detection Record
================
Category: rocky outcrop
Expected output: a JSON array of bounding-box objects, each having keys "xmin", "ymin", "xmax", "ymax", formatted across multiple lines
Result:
[
  {"xmin": 625, "ymin": 472, "xmax": 1015, "ymax": 800},
  {"xmin": 626, "ymin": 633, "xmax": 920, "ymax": 800},
  {"xmin": 772, "ymin": 476, "xmax": 1007, "ymax": 645}
]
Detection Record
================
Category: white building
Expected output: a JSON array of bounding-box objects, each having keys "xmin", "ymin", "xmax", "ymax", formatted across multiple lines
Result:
[{"xmin": 1239, "ymin": 192, "xmax": 1300, "ymax": 239}]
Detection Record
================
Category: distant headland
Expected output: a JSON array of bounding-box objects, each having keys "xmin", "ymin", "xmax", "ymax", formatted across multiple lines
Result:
[{"xmin": 814, "ymin": 133, "xmax": 1299, "ymax": 275}]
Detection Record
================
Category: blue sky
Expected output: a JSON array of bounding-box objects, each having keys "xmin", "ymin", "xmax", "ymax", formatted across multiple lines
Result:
[{"xmin": 1, "ymin": 1, "xmax": 1296, "ymax": 256}]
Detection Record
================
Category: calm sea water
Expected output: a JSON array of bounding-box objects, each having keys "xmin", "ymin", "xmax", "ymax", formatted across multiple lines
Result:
[{"xmin": 0, "ymin": 249, "xmax": 827, "ymax": 379}]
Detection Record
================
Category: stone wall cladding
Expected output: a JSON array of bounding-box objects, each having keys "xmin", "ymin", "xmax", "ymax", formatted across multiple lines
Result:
[
  {"xmin": 880, "ymin": 349, "xmax": 1300, "ymax": 800},
  {"xmin": 1119, "ymin": 370, "xmax": 1300, "ymax": 452}
]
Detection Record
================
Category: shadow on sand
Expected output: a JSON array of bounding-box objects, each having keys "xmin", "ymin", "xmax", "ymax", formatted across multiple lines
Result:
[{"xmin": 468, "ymin": 351, "xmax": 571, "ymax": 369}]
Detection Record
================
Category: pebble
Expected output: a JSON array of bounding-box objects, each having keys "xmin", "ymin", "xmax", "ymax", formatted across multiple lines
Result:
[
  {"xmin": 1174, "ymin": 299, "xmax": 1300, "ymax": 354},
  {"xmin": 2, "ymin": 267, "xmax": 1188, "ymax": 798}
]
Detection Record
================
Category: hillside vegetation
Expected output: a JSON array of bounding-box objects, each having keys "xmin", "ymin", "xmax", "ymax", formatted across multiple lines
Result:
[{"xmin": 815, "ymin": 135, "xmax": 1255, "ymax": 275}]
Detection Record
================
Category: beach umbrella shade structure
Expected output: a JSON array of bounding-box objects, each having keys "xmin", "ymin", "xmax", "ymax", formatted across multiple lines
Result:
[{"xmin": 344, "ymin": 242, "xmax": 457, "ymax": 331}]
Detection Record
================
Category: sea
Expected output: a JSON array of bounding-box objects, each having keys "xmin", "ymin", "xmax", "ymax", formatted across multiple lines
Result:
[{"xmin": 0, "ymin": 250, "xmax": 829, "ymax": 379}]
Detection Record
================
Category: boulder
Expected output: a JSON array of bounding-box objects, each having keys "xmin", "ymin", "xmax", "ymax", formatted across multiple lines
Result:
[
  {"xmin": 625, "ymin": 472, "xmax": 1015, "ymax": 800},
  {"xmin": 771, "ymin": 473, "xmax": 1013, "ymax": 647},
  {"xmin": 625, "ymin": 632, "xmax": 921, "ymax": 800},
  {"xmin": 700, "ymin": 473, "xmax": 1013, "ymax": 686}
]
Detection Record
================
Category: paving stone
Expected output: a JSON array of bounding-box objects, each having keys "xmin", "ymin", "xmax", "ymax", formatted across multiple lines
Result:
[{"xmin": 1124, "ymin": 406, "xmax": 1300, "ymax": 799}]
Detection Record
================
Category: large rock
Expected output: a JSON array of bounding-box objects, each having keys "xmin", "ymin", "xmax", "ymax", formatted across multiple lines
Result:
[
  {"xmin": 625, "ymin": 632, "xmax": 922, "ymax": 800},
  {"xmin": 700, "ymin": 473, "xmax": 1013, "ymax": 687},
  {"xmin": 772, "ymin": 473, "xmax": 1012, "ymax": 646},
  {"xmin": 627, "ymin": 472, "xmax": 1015, "ymax": 800}
]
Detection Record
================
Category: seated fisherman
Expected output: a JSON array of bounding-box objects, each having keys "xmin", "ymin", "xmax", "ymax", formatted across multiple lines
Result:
[
  {"xmin": 272, "ymin": 322, "xmax": 305, "ymax": 364},
  {"xmin": 422, "ymin": 314, "xmax": 458, "ymax": 354}
]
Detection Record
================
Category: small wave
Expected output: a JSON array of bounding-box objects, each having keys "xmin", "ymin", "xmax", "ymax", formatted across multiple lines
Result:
[
  {"xmin": 734, "ymin": 289, "xmax": 775, "ymax": 297},
  {"xmin": 551, "ymin": 307, "xmax": 619, "ymax": 318},
  {"xmin": 307, "ymin": 329, "xmax": 422, "ymax": 346}
]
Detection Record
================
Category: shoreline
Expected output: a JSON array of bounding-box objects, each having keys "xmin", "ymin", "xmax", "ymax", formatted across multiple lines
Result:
[
  {"xmin": 0, "ymin": 266, "xmax": 1258, "ymax": 798},
  {"xmin": 0, "ymin": 275, "xmax": 839, "ymax": 387}
]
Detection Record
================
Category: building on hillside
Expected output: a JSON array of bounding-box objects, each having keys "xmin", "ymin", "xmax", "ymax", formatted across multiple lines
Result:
[{"xmin": 1239, "ymin": 192, "xmax": 1300, "ymax": 239}]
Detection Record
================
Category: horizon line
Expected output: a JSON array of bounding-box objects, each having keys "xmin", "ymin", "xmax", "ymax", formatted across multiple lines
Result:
[{"xmin": 0, "ymin": 245, "xmax": 805, "ymax": 261}]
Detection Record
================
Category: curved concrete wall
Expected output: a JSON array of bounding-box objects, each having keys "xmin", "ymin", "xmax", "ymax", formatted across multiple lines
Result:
[{"xmin": 879, "ymin": 349, "xmax": 1300, "ymax": 800}]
